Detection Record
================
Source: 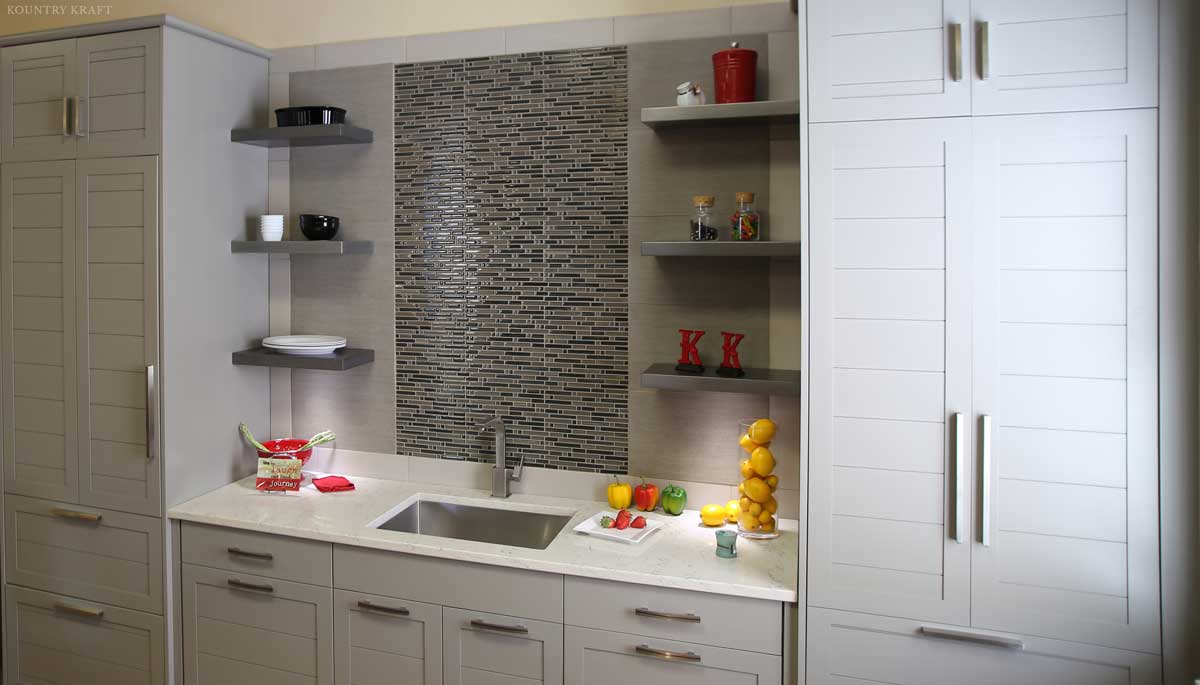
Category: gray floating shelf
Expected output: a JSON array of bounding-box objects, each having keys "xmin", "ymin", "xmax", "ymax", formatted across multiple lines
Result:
[
  {"xmin": 232, "ymin": 347, "xmax": 375, "ymax": 371},
  {"xmin": 230, "ymin": 123, "xmax": 373, "ymax": 147},
  {"xmin": 641, "ymin": 99, "xmax": 800, "ymax": 127},
  {"xmin": 640, "ymin": 363, "xmax": 799, "ymax": 395},
  {"xmin": 231, "ymin": 240, "xmax": 373, "ymax": 255},
  {"xmin": 641, "ymin": 240, "xmax": 799, "ymax": 257}
]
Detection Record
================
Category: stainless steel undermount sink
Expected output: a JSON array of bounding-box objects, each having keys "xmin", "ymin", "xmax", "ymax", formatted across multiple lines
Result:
[{"xmin": 372, "ymin": 496, "xmax": 573, "ymax": 550}]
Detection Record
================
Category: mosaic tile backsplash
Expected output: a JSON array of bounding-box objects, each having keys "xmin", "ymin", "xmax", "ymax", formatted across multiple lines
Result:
[{"xmin": 394, "ymin": 46, "xmax": 629, "ymax": 473}]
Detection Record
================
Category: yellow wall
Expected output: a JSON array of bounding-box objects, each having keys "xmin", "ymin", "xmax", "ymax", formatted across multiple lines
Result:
[{"xmin": 2, "ymin": 0, "xmax": 767, "ymax": 48}]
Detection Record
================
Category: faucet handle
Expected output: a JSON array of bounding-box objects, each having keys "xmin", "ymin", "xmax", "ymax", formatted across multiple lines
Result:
[
  {"xmin": 478, "ymin": 415, "xmax": 504, "ymax": 431},
  {"xmin": 510, "ymin": 453, "xmax": 524, "ymax": 482}
]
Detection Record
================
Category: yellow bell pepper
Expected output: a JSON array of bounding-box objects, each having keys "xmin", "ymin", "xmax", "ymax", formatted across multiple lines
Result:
[{"xmin": 607, "ymin": 476, "xmax": 632, "ymax": 509}]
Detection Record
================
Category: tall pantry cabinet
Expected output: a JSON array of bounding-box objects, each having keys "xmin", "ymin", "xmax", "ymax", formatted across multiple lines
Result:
[
  {"xmin": 805, "ymin": 0, "xmax": 1166, "ymax": 683},
  {"xmin": 0, "ymin": 19, "xmax": 271, "ymax": 684}
]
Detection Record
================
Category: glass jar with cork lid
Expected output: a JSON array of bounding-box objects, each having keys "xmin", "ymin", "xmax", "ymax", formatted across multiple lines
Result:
[
  {"xmin": 690, "ymin": 195, "xmax": 718, "ymax": 241},
  {"xmin": 730, "ymin": 191, "xmax": 762, "ymax": 241}
]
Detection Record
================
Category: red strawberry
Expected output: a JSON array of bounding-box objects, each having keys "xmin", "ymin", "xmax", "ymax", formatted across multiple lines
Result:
[
  {"xmin": 614, "ymin": 509, "xmax": 632, "ymax": 530},
  {"xmin": 631, "ymin": 515, "xmax": 647, "ymax": 529}
]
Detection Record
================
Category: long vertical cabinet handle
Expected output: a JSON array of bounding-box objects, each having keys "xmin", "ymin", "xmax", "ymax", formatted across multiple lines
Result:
[
  {"xmin": 949, "ymin": 23, "xmax": 963, "ymax": 82},
  {"xmin": 953, "ymin": 413, "xmax": 966, "ymax": 543},
  {"xmin": 74, "ymin": 96, "xmax": 83, "ymax": 137},
  {"xmin": 980, "ymin": 415, "xmax": 993, "ymax": 546},
  {"xmin": 146, "ymin": 365, "xmax": 157, "ymax": 460},
  {"xmin": 61, "ymin": 97, "xmax": 70, "ymax": 136},
  {"xmin": 978, "ymin": 21, "xmax": 990, "ymax": 80}
]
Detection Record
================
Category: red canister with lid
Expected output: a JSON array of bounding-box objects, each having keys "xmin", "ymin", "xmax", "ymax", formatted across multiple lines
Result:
[{"xmin": 712, "ymin": 42, "xmax": 757, "ymax": 103}]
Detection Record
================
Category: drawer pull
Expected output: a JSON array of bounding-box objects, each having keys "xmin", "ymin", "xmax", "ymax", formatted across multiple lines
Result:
[
  {"xmin": 635, "ymin": 607, "xmax": 701, "ymax": 623},
  {"xmin": 920, "ymin": 626, "xmax": 1024, "ymax": 650},
  {"xmin": 54, "ymin": 601, "xmax": 104, "ymax": 619},
  {"xmin": 469, "ymin": 619, "xmax": 528, "ymax": 634},
  {"xmin": 227, "ymin": 578, "xmax": 274, "ymax": 594},
  {"xmin": 357, "ymin": 600, "xmax": 410, "ymax": 617},
  {"xmin": 51, "ymin": 508, "xmax": 101, "ymax": 523},
  {"xmin": 227, "ymin": 547, "xmax": 274, "ymax": 562},
  {"xmin": 635, "ymin": 644, "xmax": 702, "ymax": 662}
]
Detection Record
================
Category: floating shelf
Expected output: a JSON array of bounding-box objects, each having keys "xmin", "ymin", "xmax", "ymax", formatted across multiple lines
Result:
[
  {"xmin": 640, "ymin": 363, "xmax": 799, "ymax": 395},
  {"xmin": 640, "ymin": 99, "xmax": 799, "ymax": 127},
  {"xmin": 232, "ymin": 347, "xmax": 375, "ymax": 371},
  {"xmin": 230, "ymin": 123, "xmax": 374, "ymax": 148},
  {"xmin": 231, "ymin": 240, "xmax": 373, "ymax": 255},
  {"xmin": 641, "ymin": 240, "xmax": 799, "ymax": 257}
]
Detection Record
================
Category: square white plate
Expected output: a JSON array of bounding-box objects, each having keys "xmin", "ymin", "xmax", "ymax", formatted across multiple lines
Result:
[{"xmin": 573, "ymin": 512, "xmax": 664, "ymax": 544}]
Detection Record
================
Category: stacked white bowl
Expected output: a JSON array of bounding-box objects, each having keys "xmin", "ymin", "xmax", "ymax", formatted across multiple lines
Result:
[{"xmin": 259, "ymin": 214, "xmax": 284, "ymax": 241}]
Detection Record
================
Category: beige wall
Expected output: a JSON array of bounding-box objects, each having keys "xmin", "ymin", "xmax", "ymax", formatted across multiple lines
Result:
[{"xmin": 1, "ymin": 0, "xmax": 769, "ymax": 48}]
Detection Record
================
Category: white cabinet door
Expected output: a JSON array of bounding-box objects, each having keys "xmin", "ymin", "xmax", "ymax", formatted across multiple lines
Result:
[
  {"xmin": 0, "ymin": 39, "xmax": 77, "ymax": 162},
  {"xmin": 806, "ymin": 608, "xmax": 1161, "ymax": 685},
  {"xmin": 75, "ymin": 29, "xmax": 161, "ymax": 158},
  {"xmin": 807, "ymin": 0, "xmax": 970, "ymax": 122},
  {"xmin": 808, "ymin": 118, "xmax": 973, "ymax": 625},
  {"xmin": 443, "ymin": 606, "xmax": 562, "ymax": 685},
  {"xmin": 565, "ymin": 625, "xmax": 781, "ymax": 685},
  {"xmin": 970, "ymin": 109, "xmax": 1159, "ymax": 652},
  {"xmin": 971, "ymin": 0, "xmax": 1157, "ymax": 115}
]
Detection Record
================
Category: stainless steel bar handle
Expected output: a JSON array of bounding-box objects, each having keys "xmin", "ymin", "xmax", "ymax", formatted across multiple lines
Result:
[
  {"xmin": 74, "ymin": 96, "xmax": 84, "ymax": 137},
  {"xmin": 146, "ymin": 365, "xmax": 157, "ymax": 460},
  {"xmin": 635, "ymin": 607, "xmax": 701, "ymax": 623},
  {"xmin": 949, "ymin": 23, "xmax": 963, "ymax": 81},
  {"xmin": 469, "ymin": 619, "xmax": 528, "ymax": 634},
  {"xmin": 920, "ymin": 625, "xmax": 1023, "ymax": 650},
  {"xmin": 981, "ymin": 414, "xmax": 993, "ymax": 546},
  {"xmin": 227, "ymin": 547, "xmax": 273, "ymax": 562},
  {"xmin": 51, "ymin": 507, "xmax": 102, "ymax": 523},
  {"xmin": 61, "ymin": 96, "xmax": 70, "ymax": 136},
  {"xmin": 952, "ymin": 413, "xmax": 965, "ymax": 544},
  {"xmin": 357, "ymin": 600, "xmax": 410, "ymax": 617},
  {"xmin": 54, "ymin": 601, "xmax": 104, "ymax": 619},
  {"xmin": 227, "ymin": 578, "xmax": 274, "ymax": 594},
  {"xmin": 635, "ymin": 645, "xmax": 702, "ymax": 662},
  {"xmin": 978, "ymin": 21, "xmax": 990, "ymax": 80}
]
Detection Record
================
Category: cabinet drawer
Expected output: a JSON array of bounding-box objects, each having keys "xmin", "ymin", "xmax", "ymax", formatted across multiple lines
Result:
[
  {"xmin": 335, "ymin": 544, "xmax": 562, "ymax": 623},
  {"xmin": 806, "ymin": 608, "xmax": 1162, "ymax": 685},
  {"xmin": 335, "ymin": 589, "xmax": 441, "ymax": 685},
  {"xmin": 182, "ymin": 563, "xmax": 333, "ymax": 685},
  {"xmin": 564, "ymin": 576, "xmax": 782, "ymax": 655},
  {"xmin": 5, "ymin": 494, "xmax": 163, "ymax": 613},
  {"xmin": 182, "ymin": 521, "xmax": 332, "ymax": 586},
  {"xmin": 444, "ymin": 606, "xmax": 563, "ymax": 685},
  {"xmin": 5, "ymin": 584, "xmax": 165, "ymax": 685},
  {"xmin": 565, "ymin": 625, "xmax": 781, "ymax": 685}
]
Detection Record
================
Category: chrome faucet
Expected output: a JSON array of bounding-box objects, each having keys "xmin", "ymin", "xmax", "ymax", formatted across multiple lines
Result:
[{"xmin": 479, "ymin": 416, "xmax": 522, "ymax": 497}]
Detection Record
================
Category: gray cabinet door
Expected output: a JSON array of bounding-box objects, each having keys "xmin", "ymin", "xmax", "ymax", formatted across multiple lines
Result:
[
  {"xmin": 970, "ymin": 109, "xmax": 1160, "ymax": 652},
  {"xmin": 335, "ymin": 589, "xmax": 442, "ymax": 685},
  {"xmin": 443, "ymin": 606, "xmax": 563, "ymax": 685},
  {"xmin": 0, "ymin": 39, "xmax": 77, "ymax": 162},
  {"xmin": 75, "ymin": 29, "xmax": 161, "ymax": 159},
  {"xmin": 807, "ymin": 118, "xmax": 973, "ymax": 625},
  {"xmin": 565, "ymin": 625, "xmax": 781, "ymax": 685},
  {"xmin": 5, "ymin": 583, "xmax": 166, "ymax": 685},
  {"xmin": 76, "ymin": 155, "xmax": 160, "ymax": 516},
  {"xmin": 1, "ymin": 160, "xmax": 80, "ymax": 502},
  {"xmin": 182, "ymin": 563, "xmax": 333, "ymax": 685}
]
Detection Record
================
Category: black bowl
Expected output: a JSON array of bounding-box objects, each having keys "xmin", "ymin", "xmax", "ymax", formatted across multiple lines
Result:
[
  {"xmin": 299, "ymin": 214, "xmax": 340, "ymax": 240},
  {"xmin": 275, "ymin": 106, "xmax": 347, "ymax": 127}
]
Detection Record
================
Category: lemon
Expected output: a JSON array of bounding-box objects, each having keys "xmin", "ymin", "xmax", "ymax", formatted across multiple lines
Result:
[
  {"xmin": 747, "ymin": 418, "xmax": 777, "ymax": 444},
  {"xmin": 749, "ymin": 502, "xmax": 763, "ymax": 517},
  {"xmin": 700, "ymin": 504, "xmax": 727, "ymax": 527},
  {"xmin": 739, "ymin": 432, "xmax": 761, "ymax": 454},
  {"xmin": 744, "ymin": 477, "xmax": 771, "ymax": 503},
  {"xmin": 765, "ymin": 496, "xmax": 778, "ymax": 514},
  {"xmin": 739, "ymin": 459, "xmax": 754, "ymax": 479},
  {"xmin": 750, "ymin": 446, "xmax": 776, "ymax": 477},
  {"xmin": 758, "ymin": 509, "xmax": 773, "ymax": 525},
  {"xmin": 739, "ymin": 496, "xmax": 752, "ymax": 511},
  {"xmin": 765, "ymin": 474, "xmax": 779, "ymax": 491},
  {"xmin": 724, "ymin": 499, "xmax": 740, "ymax": 522},
  {"xmin": 760, "ymin": 517, "xmax": 776, "ymax": 533},
  {"xmin": 738, "ymin": 511, "xmax": 761, "ymax": 531},
  {"xmin": 738, "ymin": 481, "xmax": 746, "ymax": 495}
]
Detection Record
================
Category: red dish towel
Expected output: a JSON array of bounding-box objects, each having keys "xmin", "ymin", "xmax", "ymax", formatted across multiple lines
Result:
[{"xmin": 312, "ymin": 475, "xmax": 356, "ymax": 493}]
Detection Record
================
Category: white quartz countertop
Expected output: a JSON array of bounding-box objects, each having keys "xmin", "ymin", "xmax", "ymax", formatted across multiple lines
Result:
[{"xmin": 168, "ymin": 475, "xmax": 799, "ymax": 602}]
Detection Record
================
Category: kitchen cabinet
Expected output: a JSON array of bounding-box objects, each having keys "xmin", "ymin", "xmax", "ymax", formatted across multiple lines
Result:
[
  {"xmin": 565, "ymin": 625, "xmax": 781, "ymax": 685},
  {"xmin": 0, "ymin": 29, "xmax": 160, "ymax": 162},
  {"xmin": 807, "ymin": 0, "xmax": 1157, "ymax": 121},
  {"xmin": 443, "ymin": 606, "xmax": 563, "ymax": 685},
  {"xmin": 335, "ymin": 589, "xmax": 442, "ymax": 685}
]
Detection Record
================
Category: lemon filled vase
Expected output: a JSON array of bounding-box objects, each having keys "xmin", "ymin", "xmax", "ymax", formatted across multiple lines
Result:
[{"xmin": 736, "ymin": 418, "xmax": 781, "ymax": 539}]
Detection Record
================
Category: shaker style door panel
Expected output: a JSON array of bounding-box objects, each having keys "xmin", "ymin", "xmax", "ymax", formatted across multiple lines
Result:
[
  {"xmin": 806, "ymin": 608, "xmax": 1161, "ymax": 685},
  {"xmin": 970, "ymin": 110, "xmax": 1159, "ymax": 652},
  {"xmin": 75, "ymin": 29, "xmax": 162, "ymax": 158},
  {"xmin": 971, "ymin": 0, "xmax": 1157, "ymax": 115},
  {"xmin": 808, "ymin": 118, "xmax": 972, "ymax": 625},
  {"xmin": 807, "ymin": 0, "xmax": 970, "ymax": 122},
  {"xmin": 443, "ymin": 606, "xmax": 563, "ymax": 685},
  {"xmin": 335, "ymin": 589, "xmax": 442, "ymax": 685},
  {"xmin": 1, "ymin": 160, "xmax": 80, "ymax": 502},
  {"xmin": 565, "ymin": 625, "xmax": 782, "ymax": 685},
  {"xmin": 76, "ymin": 156, "xmax": 160, "ymax": 516},
  {"xmin": 0, "ymin": 39, "xmax": 77, "ymax": 161}
]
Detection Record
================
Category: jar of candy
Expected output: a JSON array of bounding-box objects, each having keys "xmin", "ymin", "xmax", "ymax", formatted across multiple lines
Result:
[
  {"xmin": 730, "ymin": 192, "xmax": 761, "ymax": 241},
  {"xmin": 690, "ymin": 195, "xmax": 717, "ymax": 241}
]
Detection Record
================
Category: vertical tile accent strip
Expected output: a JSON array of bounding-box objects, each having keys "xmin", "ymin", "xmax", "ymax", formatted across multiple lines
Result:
[{"xmin": 395, "ymin": 47, "xmax": 629, "ymax": 473}]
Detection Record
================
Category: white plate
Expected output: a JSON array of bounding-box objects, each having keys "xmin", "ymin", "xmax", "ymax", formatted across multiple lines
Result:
[
  {"xmin": 573, "ymin": 512, "xmax": 664, "ymax": 544},
  {"xmin": 263, "ymin": 335, "xmax": 347, "ymax": 347},
  {"xmin": 266, "ymin": 345, "xmax": 344, "ymax": 356}
]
